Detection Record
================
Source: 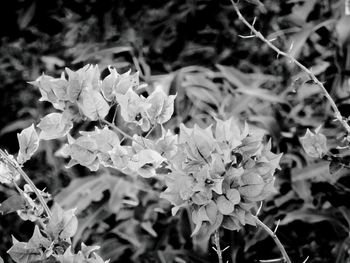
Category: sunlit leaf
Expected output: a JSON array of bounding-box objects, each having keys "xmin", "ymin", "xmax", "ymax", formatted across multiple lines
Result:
[
  {"xmin": 300, "ymin": 128, "xmax": 327, "ymax": 158},
  {"xmin": 77, "ymin": 89, "xmax": 110, "ymax": 121},
  {"xmin": 38, "ymin": 112, "xmax": 73, "ymax": 140},
  {"xmin": 17, "ymin": 124, "xmax": 39, "ymax": 165}
]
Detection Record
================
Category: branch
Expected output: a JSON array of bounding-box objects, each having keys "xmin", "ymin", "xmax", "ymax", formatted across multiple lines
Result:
[
  {"xmin": 0, "ymin": 149, "xmax": 52, "ymax": 219},
  {"xmin": 101, "ymin": 119, "xmax": 143, "ymax": 147},
  {"xmin": 254, "ymin": 216, "xmax": 292, "ymax": 263},
  {"xmin": 213, "ymin": 229, "xmax": 224, "ymax": 263},
  {"xmin": 230, "ymin": 0, "xmax": 350, "ymax": 135}
]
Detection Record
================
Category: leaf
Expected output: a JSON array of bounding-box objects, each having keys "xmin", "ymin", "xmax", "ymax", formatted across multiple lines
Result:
[
  {"xmin": 108, "ymin": 178, "xmax": 138, "ymax": 214},
  {"xmin": 217, "ymin": 64, "xmax": 283, "ymax": 103},
  {"xmin": 179, "ymin": 124, "xmax": 215, "ymax": 163},
  {"xmin": 238, "ymin": 172, "xmax": 264, "ymax": 198},
  {"xmin": 80, "ymin": 243, "xmax": 100, "ymax": 258},
  {"xmin": 329, "ymin": 160, "xmax": 344, "ymax": 175},
  {"xmin": 56, "ymin": 174, "xmax": 114, "ymax": 213},
  {"xmin": 336, "ymin": 15, "xmax": 350, "ymax": 46},
  {"xmin": 299, "ymin": 129, "xmax": 328, "ymax": 158},
  {"xmin": 17, "ymin": 124, "xmax": 39, "ymax": 165},
  {"xmin": 29, "ymin": 74, "xmax": 68, "ymax": 110},
  {"xmin": 80, "ymin": 126, "xmax": 120, "ymax": 153},
  {"xmin": 38, "ymin": 112, "xmax": 73, "ymax": 140},
  {"xmin": 280, "ymin": 207, "xmax": 337, "ymax": 225},
  {"xmin": 115, "ymin": 88, "xmax": 151, "ymax": 131},
  {"xmin": 155, "ymin": 128, "xmax": 178, "ymax": 159},
  {"xmin": 216, "ymin": 196, "xmax": 235, "ymax": 215},
  {"xmin": 191, "ymin": 206, "xmax": 210, "ymax": 236},
  {"xmin": 46, "ymin": 203, "xmax": 78, "ymax": 240},
  {"xmin": 291, "ymin": 161, "xmax": 338, "ymax": 182},
  {"xmin": 128, "ymin": 149, "xmax": 166, "ymax": 178},
  {"xmin": 216, "ymin": 189, "xmax": 240, "ymax": 215},
  {"xmin": 55, "ymin": 246, "xmax": 85, "ymax": 263},
  {"xmin": 65, "ymin": 135, "xmax": 99, "ymax": 171},
  {"xmin": 0, "ymin": 162, "xmax": 14, "ymax": 185},
  {"xmin": 8, "ymin": 240, "xmax": 42, "ymax": 263},
  {"xmin": 160, "ymin": 171, "xmax": 194, "ymax": 212},
  {"xmin": 77, "ymin": 89, "xmax": 110, "ymax": 121},
  {"xmin": 109, "ymin": 145, "xmax": 131, "ymax": 170},
  {"xmin": 146, "ymin": 87, "xmax": 176, "ymax": 124},
  {"xmin": 215, "ymin": 117, "xmax": 243, "ymax": 148},
  {"xmin": 18, "ymin": 2, "xmax": 36, "ymax": 29},
  {"xmin": 0, "ymin": 194, "xmax": 26, "ymax": 214},
  {"xmin": 101, "ymin": 68, "xmax": 139, "ymax": 101},
  {"xmin": 28, "ymin": 225, "xmax": 51, "ymax": 250},
  {"xmin": 140, "ymin": 221, "xmax": 157, "ymax": 237},
  {"xmin": 66, "ymin": 65, "xmax": 101, "ymax": 102}
]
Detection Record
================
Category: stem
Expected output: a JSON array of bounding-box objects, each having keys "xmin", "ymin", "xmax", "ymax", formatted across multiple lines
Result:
[
  {"xmin": 230, "ymin": 0, "xmax": 350, "ymax": 135},
  {"xmin": 0, "ymin": 149, "xmax": 52, "ymax": 219},
  {"xmin": 254, "ymin": 217, "xmax": 292, "ymax": 263},
  {"xmin": 101, "ymin": 119, "xmax": 143, "ymax": 146},
  {"xmin": 145, "ymin": 124, "xmax": 157, "ymax": 139},
  {"xmin": 214, "ymin": 229, "xmax": 223, "ymax": 263}
]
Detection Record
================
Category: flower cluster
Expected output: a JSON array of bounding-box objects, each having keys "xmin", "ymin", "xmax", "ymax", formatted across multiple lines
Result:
[
  {"xmin": 3, "ymin": 64, "xmax": 283, "ymax": 263},
  {"xmin": 161, "ymin": 118, "xmax": 282, "ymax": 236},
  {"xmin": 28, "ymin": 64, "xmax": 281, "ymax": 237}
]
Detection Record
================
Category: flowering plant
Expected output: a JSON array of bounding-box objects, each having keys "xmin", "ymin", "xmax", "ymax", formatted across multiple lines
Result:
[{"xmin": 0, "ymin": 63, "xmax": 283, "ymax": 263}]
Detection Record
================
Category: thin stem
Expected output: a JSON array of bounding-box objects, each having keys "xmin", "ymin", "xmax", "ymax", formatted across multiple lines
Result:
[
  {"xmin": 213, "ymin": 229, "xmax": 223, "ymax": 263},
  {"xmin": 0, "ymin": 150, "xmax": 52, "ymax": 219},
  {"xmin": 254, "ymin": 217, "xmax": 292, "ymax": 263},
  {"xmin": 145, "ymin": 124, "xmax": 157, "ymax": 139},
  {"xmin": 230, "ymin": 0, "xmax": 350, "ymax": 135},
  {"xmin": 101, "ymin": 119, "xmax": 143, "ymax": 147}
]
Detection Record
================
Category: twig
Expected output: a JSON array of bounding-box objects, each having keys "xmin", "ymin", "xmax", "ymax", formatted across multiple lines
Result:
[
  {"xmin": 101, "ymin": 119, "xmax": 143, "ymax": 147},
  {"xmin": 0, "ymin": 149, "xmax": 52, "ymax": 219},
  {"xmin": 259, "ymin": 259, "xmax": 284, "ymax": 263},
  {"xmin": 230, "ymin": 0, "xmax": 350, "ymax": 135},
  {"xmin": 213, "ymin": 229, "xmax": 223, "ymax": 263},
  {"xmin": 145, "ymin": 124, "xmax": 157, "ymax": 139},
  {"xmin": 254, "ymin": 216, "xmax": 292, "ymax": 263}
]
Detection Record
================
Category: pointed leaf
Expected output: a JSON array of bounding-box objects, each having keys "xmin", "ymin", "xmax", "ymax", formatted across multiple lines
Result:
[
  {"xmin": 17, "ymin": 124, "xmax": 39, "ymax": 164},
  {"xmin": 38, "ymin": 112, "xmax": 73, "ymax": 140},
  {"xmin": 77, "ymin": 89, "xmax": 110, "ymax": 121}
]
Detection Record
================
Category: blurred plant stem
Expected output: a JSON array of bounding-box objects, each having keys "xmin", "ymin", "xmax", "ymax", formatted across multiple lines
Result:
[{"xmin": 254, "ymin": 216, "xmax": 292, "ymax": 263}]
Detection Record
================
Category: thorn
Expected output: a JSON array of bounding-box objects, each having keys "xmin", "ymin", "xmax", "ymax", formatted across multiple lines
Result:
[
  {"xmin": 269, "ymin": 37, "xmax": 277, "ymax": 42},
  {"xmin": 288, "ymin": 41, "xmax": 294, "ymax": 53},
  {"xmin": 256, "ymin": 201, "xmax": 263, "ymax": 216},
  {"xmin": 212, "ymin": 247, "xmax": 218, "ymax": 253},
  {"xmin": 238, "ymin": 34, "xmax": 255, "ymax": 39},
  {"xmin": 251, "ymin": 17, "xmax": 257, "ymax": 32},
  {"xmin": 259, "ymin": 258, "xmax": 284, "ymax": 263},
  {"xmin": 222, "ymin": 246, "xmax": 230, "ymax": 252},
  {"xmin": 273, "ymin": 219, "xmax": 280, "ymax": 234},
  {"xmin": 302, "ymin": 256, "xmax": 309, "ymax": 263}
]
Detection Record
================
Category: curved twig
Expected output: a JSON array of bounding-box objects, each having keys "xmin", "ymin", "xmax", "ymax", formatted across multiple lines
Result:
[
  {"xmin": 254, "ymin": 216, "xmax": 292, "ymax": 263},
  {"xmin": 230, "ymin": 0, "xmax": 350, "ymax": 135}
]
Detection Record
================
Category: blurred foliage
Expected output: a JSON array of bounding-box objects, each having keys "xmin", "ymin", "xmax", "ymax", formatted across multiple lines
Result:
[{"xmin": 1, "ymin": 0, "xmax": 350, "ymax": 262}]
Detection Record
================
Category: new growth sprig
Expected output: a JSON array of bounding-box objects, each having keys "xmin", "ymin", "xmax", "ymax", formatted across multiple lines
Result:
[{"xmin": 0, "ymin": 63, "xmax": 286, "ymax": 263}]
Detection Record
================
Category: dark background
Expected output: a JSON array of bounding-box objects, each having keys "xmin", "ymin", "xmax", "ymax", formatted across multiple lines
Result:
[{"xmin": 1, "ymin": 0, "xmax": 350, "ymax": 262}]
